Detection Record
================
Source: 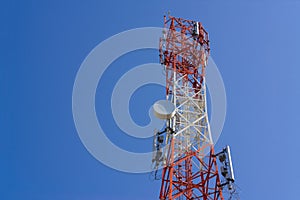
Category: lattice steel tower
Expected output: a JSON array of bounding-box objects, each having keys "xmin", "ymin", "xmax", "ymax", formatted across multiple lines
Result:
[{"xmin": 152, "ymin": 15, "xmax": 236, "ymax": 200}]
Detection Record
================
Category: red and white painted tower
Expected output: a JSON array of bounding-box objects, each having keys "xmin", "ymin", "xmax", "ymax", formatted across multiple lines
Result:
[{"xmin": 152, "ymin": 15, "xmax": 230, "ymax": 200}]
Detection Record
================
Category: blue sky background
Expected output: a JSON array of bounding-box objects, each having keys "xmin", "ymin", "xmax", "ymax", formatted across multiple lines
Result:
[{"xmin": 2, "ymin": 0, "xmax": 300, "ymax": 199}]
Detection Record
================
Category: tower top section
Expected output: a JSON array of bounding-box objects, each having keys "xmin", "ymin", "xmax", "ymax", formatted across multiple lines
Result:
[{"xmin": 159, "ymin": 15, "xmax": 210, "ymax": 73}]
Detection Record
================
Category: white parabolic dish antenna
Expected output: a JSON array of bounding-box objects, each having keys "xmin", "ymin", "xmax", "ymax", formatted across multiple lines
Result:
[{"xmin": 153, "ymin": 100, "xmax": 176, "ymax": 120}]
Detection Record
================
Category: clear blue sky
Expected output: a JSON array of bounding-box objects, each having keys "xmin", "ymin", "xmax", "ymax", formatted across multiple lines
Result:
[{"xmin": 2, "ymin": 0, "xmax": 300, "ymax": 199}]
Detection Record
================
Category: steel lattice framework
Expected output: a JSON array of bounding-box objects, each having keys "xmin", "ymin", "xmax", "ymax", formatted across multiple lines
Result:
[{"xmin": 157, "ymin": 15, "xmax": 224, "ymax": 200}]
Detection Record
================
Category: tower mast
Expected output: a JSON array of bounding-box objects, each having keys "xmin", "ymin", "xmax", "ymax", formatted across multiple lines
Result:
[{"xmin": 155, "ymin": 15, "xmax": 224, "ymax": 200}]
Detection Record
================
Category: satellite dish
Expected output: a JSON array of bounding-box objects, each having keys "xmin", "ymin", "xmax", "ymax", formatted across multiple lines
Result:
[{"xmin": 153, "ymin": 100, "xmax": 175, "ymax": 120}]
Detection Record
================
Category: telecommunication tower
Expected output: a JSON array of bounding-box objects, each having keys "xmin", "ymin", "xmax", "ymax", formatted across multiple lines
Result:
[{"xmin": 152, "ymin": 15, "xmax": 237, "ymax": 200}]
